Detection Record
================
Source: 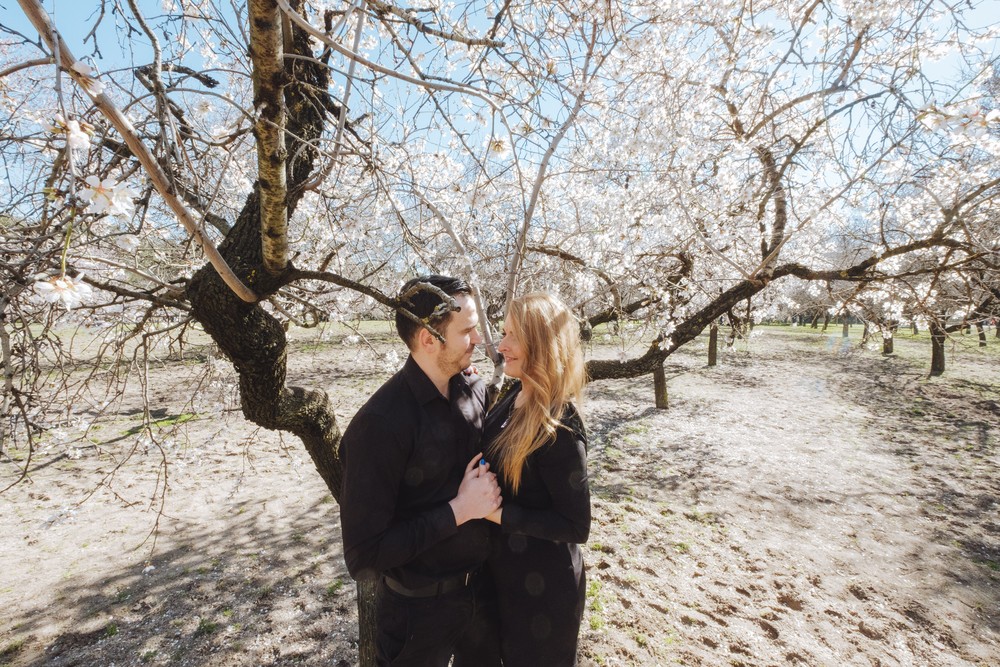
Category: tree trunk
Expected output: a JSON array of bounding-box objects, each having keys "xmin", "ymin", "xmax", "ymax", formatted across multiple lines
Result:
[
  {"xmin": 708, "ymin": 322, "xmax": 718, "ymax": 367},
  {"xmin": 810, "ymin": 312, "xmax": 819, "ymax": 328},
  {"xmin": 822, "ymin": 313, "xmax": 830, "ymax": 332},
  {"xmin": 653, "ymin": 363, "xmax": 668, "ymax": 409},
  {"xmin": 183, "ymin": 15, "xmax": 383, "ymax": 664},
  {"xmin": 357, "ymin": 579, "xmax": 378, "ymax": 666},
  {"xmin": 912, "ymin": 322, "xmax": 918, "ymax": 335},
  {"xmin": 930, "ymin": 320, "xmax": 945, "ymax": 376},
  {"xmin": 861, "ymin": 321, "xmax": 870, "ymax": 344},
  {"xmin": 842, "ymin": 319, "xmax": 849, "ymax": 338},
  {"xmin": 976, "ymin": 322, "xmax": 986, "ymax": 347},
  {"xmin": 882, "ymin": 333, "xmax": 893, "ymax": 355}
]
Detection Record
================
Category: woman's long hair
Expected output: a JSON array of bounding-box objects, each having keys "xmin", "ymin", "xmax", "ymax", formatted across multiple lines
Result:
[{"xmin": 489, "ymin": 293, "xmax": 586, "ymax": 492}]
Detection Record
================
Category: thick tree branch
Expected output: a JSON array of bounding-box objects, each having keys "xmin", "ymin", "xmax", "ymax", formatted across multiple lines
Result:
[{"xmin": 249, "ymin": 0, "xmax": 290, "ymax": 274}]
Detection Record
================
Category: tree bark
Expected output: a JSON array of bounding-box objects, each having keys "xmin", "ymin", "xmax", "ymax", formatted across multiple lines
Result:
[
  {"xmin": 653, "ymin": 363, "xmax": 668, "ymax": 409},
  {"xmin": 708, "ymin": 322, "xmax": 718, "ymax": 367},
  {"xmin": 842, "ymin": 319, "xmax": 849, "ymax": 338},
  {"xmin": 930, "ymin": 320, "xmax": 946, "ymax": 376},
  {"xmin": 822, "ymin": 313, "xmax": 830, "ymax": 332},
  {"xmin": 183, "ymin": 5, "xmax": 368, "ymax": 658},
  {"xmin": 249, "ymin": 0, "xmax": 290, "ymax": 275},
  {"xmin": 976, "ymin": 322, "xmax": 986, "ymax": 347},
  {"xmin": 357, "ymin": 579, "xmax": 377, "ymax": 666},
  {"xmin": 882, "ymin": 334, "xmax": 893, "ymax": 355}
]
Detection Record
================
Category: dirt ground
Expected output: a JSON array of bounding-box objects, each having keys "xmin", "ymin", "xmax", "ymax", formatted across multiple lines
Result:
[{"xmin": 1, "ymin": 324, "xmax": 998, "ymax": 666}]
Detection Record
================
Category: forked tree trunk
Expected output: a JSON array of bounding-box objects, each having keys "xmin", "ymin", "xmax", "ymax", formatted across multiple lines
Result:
[
  {"xmin": 930, "ymin": 320, "xmax": 946, "ymax": 376},
  {"xmin": 653, "ymin": 363, "xmax": 668, "ymax": 409},
  {"xmin": 708, "ymin": 323, "xmax": 718, "ymax": 367},
  {"xmin": 182, "ymin": 13, "xmax": 381, "ymax": 664}
]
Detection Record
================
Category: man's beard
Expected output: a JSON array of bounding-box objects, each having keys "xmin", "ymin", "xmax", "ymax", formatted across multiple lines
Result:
[{"xmin": 437, "ymin": 344, "xmax": 472, "ymax": 378}]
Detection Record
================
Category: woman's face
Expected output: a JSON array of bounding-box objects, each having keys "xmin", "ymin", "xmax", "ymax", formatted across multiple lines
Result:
[{"xmin": 497, "ymin": 316, "xmax": 527, "ymax": 379}]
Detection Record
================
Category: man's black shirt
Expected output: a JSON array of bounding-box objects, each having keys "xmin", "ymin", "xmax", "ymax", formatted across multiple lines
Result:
[{"xmin": 340, "ymin": 355, "xmax": 490, "ymax": 588}]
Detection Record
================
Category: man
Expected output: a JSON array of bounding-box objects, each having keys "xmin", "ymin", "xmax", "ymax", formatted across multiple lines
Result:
[{"xmin": 339, "ymin": 274, "xmax": 503, "ymax": 667}]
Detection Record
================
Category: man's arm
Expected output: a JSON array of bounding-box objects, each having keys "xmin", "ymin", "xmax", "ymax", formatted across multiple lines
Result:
[{"xmin": 340, "ymin": 414, "xmax": 500, "ymax": 580}]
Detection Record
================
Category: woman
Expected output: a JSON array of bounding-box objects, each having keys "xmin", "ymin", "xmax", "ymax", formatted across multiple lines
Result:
[{"xmin": 483, "ymin": 292, "xmax": 590, "ymax": 667}]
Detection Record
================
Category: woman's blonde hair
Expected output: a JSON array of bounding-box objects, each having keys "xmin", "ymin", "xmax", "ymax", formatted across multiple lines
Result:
[{"xmin": 489, "ymin": 292, "xmax": 586, "ymax": 492}]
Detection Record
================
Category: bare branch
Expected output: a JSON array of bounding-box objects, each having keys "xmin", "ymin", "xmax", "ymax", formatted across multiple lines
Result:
[{"xmin": 16, "ymin": 0, "xmax": 259, "ymax": 303}]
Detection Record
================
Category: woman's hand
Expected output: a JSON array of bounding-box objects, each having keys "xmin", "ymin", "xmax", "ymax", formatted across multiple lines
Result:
[
  {"xmin": 485, "ymin": 507, "xmax": 503, "ymax": 525},
  {"xmin": 449, "ymin": 453, "xmax": 502, "ymax": 525}
]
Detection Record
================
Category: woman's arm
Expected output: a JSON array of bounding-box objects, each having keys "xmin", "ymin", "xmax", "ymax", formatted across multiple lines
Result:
[{"xmin": 499, "ymin": 422, "xmax": 590, "ymax": 543}]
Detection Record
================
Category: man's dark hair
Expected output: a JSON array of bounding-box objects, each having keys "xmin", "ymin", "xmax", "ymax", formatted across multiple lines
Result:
[{"xmin": 395, "ymin": 274, "xmax": 472, "ymax": 348}]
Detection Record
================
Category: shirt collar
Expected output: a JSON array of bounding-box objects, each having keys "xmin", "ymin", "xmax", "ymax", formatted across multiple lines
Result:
[{"xmin": 402, "ymin": 354, "xmax": 466, "ymax": 405}]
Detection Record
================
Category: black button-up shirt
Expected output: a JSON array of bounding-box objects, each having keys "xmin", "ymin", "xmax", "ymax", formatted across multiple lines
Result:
[{"xmin": 339, "ymin": 355, "xmax": 490, "ymax": 588}]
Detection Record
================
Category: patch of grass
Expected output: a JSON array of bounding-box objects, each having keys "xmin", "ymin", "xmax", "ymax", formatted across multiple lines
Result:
[
  {"xmin": 972, "ymin": 558, "xmax": 1000, "ymax": 572},
  {"xmin": 624, "ymin": 422, "xmax": 650, "ymax": 435},
  {"xmin": 325, "ymin": 578, "xmax": 346, "ymax": 597},
  {"xmin": 222, "ymin": 607, "xmax": 234, "ymax": 618},
  {"xmin": 632, "ymin": 631, "xmax": 648, "ymax": 648},
  {"xmin": 123, "ymin": 412, "xmax": 198, "ymax": 436},
  {"xmin": 587, "ymin": 578, "xmax": 606, "ymax": 630},
  {"xmin": 105, "ymin": 622, "xmax": 119, "ymax": 638},
  {"xmin": 140, "ymin": 649, "xmax": 157, "ymax": 663},
  {"xmin": 0, "ymin": 638, "xmax": 26, "ymax": 662},
  {"xmin": 114, "ymin": 587, "xmax": 131, "ymax": 603},
  {"xmin": 673, "ymin": 541, "xmax": 691, "ymax": 554},
  {"xmin": 589, "ymin": 542, "xmax": 615, "ymax": 555},
  {"xmin": 684, "ymin": 510, "xmax": 717, "ymax": 525},
  {"xmin": 603, "ymin": 445, "xmax": 624, "ymax": 461},
  {"xmin": 194, "ymin": 619, "xmax": 219, "ymax": 637}
]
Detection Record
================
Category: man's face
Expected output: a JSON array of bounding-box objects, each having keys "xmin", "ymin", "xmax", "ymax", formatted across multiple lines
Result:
[{"xmin": 434, "ymin": 294, "xmax": 483, "ymax": 377}]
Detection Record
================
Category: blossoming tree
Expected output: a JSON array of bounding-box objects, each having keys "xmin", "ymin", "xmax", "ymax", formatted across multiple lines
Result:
[{"xmin": 2, "ymin": 1, "xmax": 998, "ymax": 662}]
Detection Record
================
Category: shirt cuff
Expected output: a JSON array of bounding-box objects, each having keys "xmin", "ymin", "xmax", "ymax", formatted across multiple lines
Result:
[{"xmin": 435, "ymin": 502, "xmax": 461, "ymax": 536}]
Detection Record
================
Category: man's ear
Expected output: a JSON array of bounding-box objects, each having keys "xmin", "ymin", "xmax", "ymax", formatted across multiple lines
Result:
[{"xmin": 416, "ymin": 325, "xmax": 439, "ymax": 352}]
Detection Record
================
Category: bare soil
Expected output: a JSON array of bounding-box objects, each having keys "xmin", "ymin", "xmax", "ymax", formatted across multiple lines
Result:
[{"xmin": 2, "ymin": 325, "xmax": 998, "ymax": 667}]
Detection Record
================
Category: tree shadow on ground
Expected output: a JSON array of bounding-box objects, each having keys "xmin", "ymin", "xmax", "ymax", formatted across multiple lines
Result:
[
  {"xmin": 8, "ymin": 497, "xmax": 358, "ymax": 667},
  {"xmin": 828, "ymin": 348, "xmax": 1000, "ymax": 634}
]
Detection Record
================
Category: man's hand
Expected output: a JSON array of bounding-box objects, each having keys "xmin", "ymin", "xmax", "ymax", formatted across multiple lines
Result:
[{"xmin": 449, "ymin": 453, "xmax": 502, "ymax": 526}]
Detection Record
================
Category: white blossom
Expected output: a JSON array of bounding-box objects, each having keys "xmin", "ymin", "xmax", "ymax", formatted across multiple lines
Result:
[
  {"xmin": 44, "ymin": 114, "xmax": 92, "ymax": 151},
  {"xmin": 34, "ymin": 274, "xmax": 93, "ymax": 310},
  {"xmin": 79, "ymin": 175, "xmax": 137, "ymax": 217},
  {"xmin": 70, "ymin": 61, "xmax": 105, "ymax": 95}
]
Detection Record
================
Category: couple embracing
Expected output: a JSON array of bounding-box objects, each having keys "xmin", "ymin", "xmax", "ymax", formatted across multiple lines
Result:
[{"xmin": 339, "ymin": 274, "xmax": 591, "ymax": 667}]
